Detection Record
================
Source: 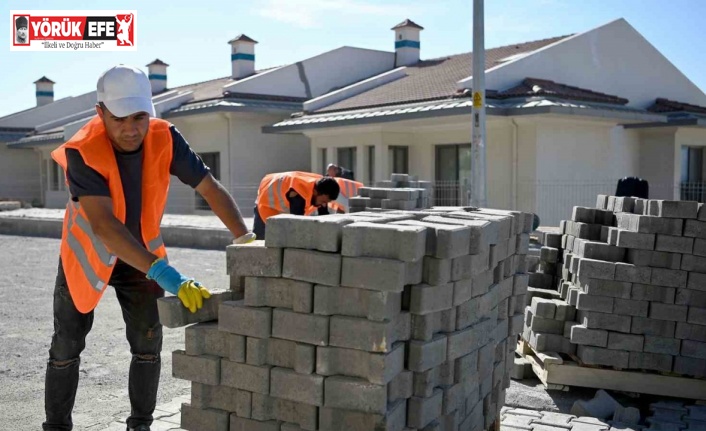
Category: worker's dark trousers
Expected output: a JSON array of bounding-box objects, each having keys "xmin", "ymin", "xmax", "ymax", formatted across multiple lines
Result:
[
  {"xmin": 253, "ymin": 205, "xmax": 266, "ymax": 240},
  {"xmin": 43, "ymin": 258, "xmax": 164, "ymax": 431}
]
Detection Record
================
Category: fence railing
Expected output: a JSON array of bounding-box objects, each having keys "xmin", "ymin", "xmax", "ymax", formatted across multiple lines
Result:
[{"xmin": 680, "ymin": 182, "xmax": 706, "ymax": 203}]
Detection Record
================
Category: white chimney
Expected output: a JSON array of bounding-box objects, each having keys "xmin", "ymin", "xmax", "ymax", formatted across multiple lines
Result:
[
  {"xmin": 392, "ymin": 19, "xmax": 424, "ymax": 67},
  {"xmin": 228, "ymin": 34, "xmax": 258, "ymax": 80},
  {"xmin": 34, "ymin": 76, "xmax": 55, "ymax": 107},
  {"xmin": 146, "ymin": 59, "xmax": 169, "ymax": 94}
]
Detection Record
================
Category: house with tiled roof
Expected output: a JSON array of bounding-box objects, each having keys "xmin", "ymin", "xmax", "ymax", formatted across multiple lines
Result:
[{"xmin": 266, "ymin": 18, "xmax": 706, "ymax": 225}]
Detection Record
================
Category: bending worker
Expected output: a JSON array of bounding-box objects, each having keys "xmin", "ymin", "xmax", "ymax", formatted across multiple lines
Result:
[
  {"xmin": 328, "ymin": 176, "xmax": 364, "ymax": 213},
  {"xmin": 253, "ymin": 171, "xmax": 340, "ymax": 239},
  {"xmin": 45, "ymin": 65, "xmax": 254, "ymax": 431}
]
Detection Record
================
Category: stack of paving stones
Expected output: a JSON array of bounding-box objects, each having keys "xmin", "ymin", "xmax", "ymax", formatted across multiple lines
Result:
[
  {"xmin": 645, "ymin": 401, "xmax": 706, "ymax": 431},
  {"xmin": 499, "ymin": 407, "xmax": 637, "ymax": 431},
  {"xmin": 161, "ymin": 206, "xmax": 535, "ymax": 431},
  {"xmin": 350, "ymin": 173, "xmax": 432, "ymax": 212}
]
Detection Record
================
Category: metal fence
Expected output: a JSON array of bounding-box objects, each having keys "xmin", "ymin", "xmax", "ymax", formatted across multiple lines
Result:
[{"xmin": 680, "ymin": 182, "xmax": 706, "ymax": 203}]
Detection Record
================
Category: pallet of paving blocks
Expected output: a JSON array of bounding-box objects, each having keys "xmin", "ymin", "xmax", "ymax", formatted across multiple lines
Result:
[
  {"xmin": 158, "ymin": 206, "xmax": 534, "ymax": 431},
  {"xmin": 349, "ymin": 173, "xmax": 432, "ymax": 212},
  {"xmin": 517, "ymin": 195, "xmax": 706, "ymax": 398}
]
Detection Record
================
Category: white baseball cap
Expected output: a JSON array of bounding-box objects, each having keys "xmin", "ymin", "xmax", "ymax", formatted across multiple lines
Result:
[{"xmin": 96, "ymin": 65, "xmax": 155, "ymax": 117}]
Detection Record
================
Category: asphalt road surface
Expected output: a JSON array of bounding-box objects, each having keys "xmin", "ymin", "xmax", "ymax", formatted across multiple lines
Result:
[{"xmin": 0, "ymin": 234, "xmax": 229, "ymax": 430}]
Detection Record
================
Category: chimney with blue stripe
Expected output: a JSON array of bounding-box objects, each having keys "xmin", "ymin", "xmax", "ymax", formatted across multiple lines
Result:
[
  {"xmin": 147, "ymin": 59, "xmax": 169, "ymax": 94},
  {"xmin": 34, "ymin": 76, "xmax": 55, "ymax": 107},
  {"xmin": 229, "ymin": 34, "xmax": 258, "ymax": 80},
  {"xmin": 392, "ymin": 19, "xmax": 424, "ymax": 67}
]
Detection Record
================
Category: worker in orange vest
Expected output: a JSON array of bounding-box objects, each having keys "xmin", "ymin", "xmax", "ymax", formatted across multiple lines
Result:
[
  {"xmin": 328, "ymin": 176, "xmax": 364, "ymax": 213},
  {"xmin": 253, "ymin": 171, "xmax": 340, "ymax": 239},
  {"xmin": 44, "ymin": 65, "xmax": 254, "ymax": 431}
]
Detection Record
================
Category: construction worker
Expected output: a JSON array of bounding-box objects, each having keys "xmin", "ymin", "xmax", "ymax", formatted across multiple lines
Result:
[
  {"xmin": 253, "ymin": 171, "xmax": 340, "ymax": 239},
  {"xmin": 329, "ymin": 176, "xmax": 364, "ymax": 213},
  {"xmin": 326, "ymin": 163, "xmax": 355, "ymax": 180},
  {"xmin": 44, "ymin": 65, "xmax": 255, "ymax": 431}
]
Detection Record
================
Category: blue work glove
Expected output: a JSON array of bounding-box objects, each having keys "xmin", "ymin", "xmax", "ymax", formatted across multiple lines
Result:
[{"xmin": 147, "ymin": 259, "xmax": 211, "ymax": 313}]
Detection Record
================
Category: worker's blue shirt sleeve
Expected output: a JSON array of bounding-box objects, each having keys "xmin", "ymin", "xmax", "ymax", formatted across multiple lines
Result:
[
  {"xmin": 65, "ymin": 149, "xmax": 111, "ymax": 202},
  {"xmin": 287, "ymin": 190, "xmax": 306, "ymax": 215},
  {"xmin": 169, "ymin": 125, "xmax": 210, "ymax": 188}
]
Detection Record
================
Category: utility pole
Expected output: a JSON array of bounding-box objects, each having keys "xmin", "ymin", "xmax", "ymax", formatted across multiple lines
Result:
[{"xmin": 470, "ymin": 0, "xmax": 487, "ymax": 208}]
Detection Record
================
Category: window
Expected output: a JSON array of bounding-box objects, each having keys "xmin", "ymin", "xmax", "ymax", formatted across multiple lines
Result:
[
  {"xmin": 337, "ymin": 147, "xmax": 357, "ymax": 173},
  {"xmin": 49, "ymin": 160, "xmax": 65, "ymax": 192},
  {"xmin": 367, "ymin": 146, "xmax": 375, "ymax": 185},
  {"xmin": 681, "ymin": 146, "xmax": 705, "ymax": 201},
  {"xmin": 435, "ymin": 144, "xmax": 471, "ymax": 205},
  {"xmin": 388, "ymin": 146, "xmax": 408, "ymax": 174},
  {"xmin": 196, "ymin": 152, "xmax": 220, "ymax": 210}
]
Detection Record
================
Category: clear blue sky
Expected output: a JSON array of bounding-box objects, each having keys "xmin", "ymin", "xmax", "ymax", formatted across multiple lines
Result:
[{"xmin": 1, "ymin": 0, "xmax": 704, "ymax": 118}]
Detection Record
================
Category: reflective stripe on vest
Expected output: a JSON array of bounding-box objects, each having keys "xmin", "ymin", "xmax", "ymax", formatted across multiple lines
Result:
[
  {"xmin": 66, "ymin": 201, "xmax": 115, "ymax": 292},
  {"xmin": 147, "ymin": 235, "xmax": 165, "ymax": 254}
]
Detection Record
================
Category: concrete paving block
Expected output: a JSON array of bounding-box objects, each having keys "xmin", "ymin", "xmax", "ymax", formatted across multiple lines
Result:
[
  {"xmin": 514, "ymin": 273, "xmax": 529, "ymax": 295},
  {"xmin": 443, "ymin": 378, "xmax": 476, "ymax": 416},
  {"xmin": 316, "ymin": 342, "xmax": 404, "ymax": 385},
  {"xmin": 172, "ymin": 350, "xmax": 221, "ymax": 386},
  {"xmin": 577, "ymin": 292, "xmax": 615, "ymax": 313},
  {"xmin": 613, "ymin": 406, "xmax": 641, "ymax": 425},
  {"xmin": 272, "ymin": 309, "xmax": 330, "ymax": 346},
  {"xmin": 652, "ymin": 268, "xmax": 688, "ymax": 289},
  {"xmin": 324, "ymin": 375, "xmax": 388, "ymax": 414},
  {"xmin": 447, "ymin": 318, "xmax": 493, "ymax": 361},
  {"xmin": 596, "ymin": 195, "xmax": 609, "ymax": 209},
  {"xmin": 579, "ymin": 258, "xmax": 617, "ymax": 281},
  {"xmin": 656, "ymin": 235, "xmax": 694, "ymax": 254},
  {"xmin": 579, "ymin": 278, "xmax": 633, "ymax": 299},
  {"xmin": 642, "ymin": 335, "xmax": 681, "ymax": 355},
  {"xmin": 687, "ymin": 307, "xmax": 706, "ymax": 326},
  {"xmin": 684, "ymin": 219, "xmax": 706, "ymax": 240},
  {"xmin": 250, "ymin": 393, "xmax": 318, "ymax": 430},
  {"xmin": 648, "ymin": 200, "xmax": 698, "ymax": 219},
  {"xmin": 185, "ymin": 322, "xmax": 231, "ymax": 357},
  {"xmin": 613, "ymin": 298, "xmax": 649, "ymax": 317},
  {"xmin": 687, "ymin": 272, "xmax": 706, "ymax": 292},
  {"xmin": 452, "ymin": 249, "xmax": 490, "ymax": 281},
  {"xmin": 615, "ymin": 263, "xmax": 651, "ymax": 285},
  {"xmin": 530, "ymin": 272, "xmax": 556, "ymax": 290},
  {"xmin": 455, "ymin": 295, "xmax": 481, "ymax": 330},
  {"xmin": 391, "ymin": 219, "xmax": 472, "ymax": 259},
  {"xmin": 454, "ymin": 278, "xmax": 474, "ymax": 306},
  {"xmin": 682, "ymin": 255, "xmax": 706, "ymax": 273},
  {"xmin": 650, "ymin": 303, "xmax": 688, "ymax": 322},
  {"xmin": 191, "ymin": 382, "xmax": 250, "ymax": 416},
  {"xmin": 318, "ymin": 399, "xmax": 407, "ymax": 431},
  {"xmin": 579, "ymin": 241, "xmax": 626, "ymax": 263},
  {"xmin": 608, "ymin": 332, "xmax": 644, "ymax": 352},
  {"xmin": 578, "ymin": 310, "xmax": 631, "ymax": 333},
  {"xmin": 531, "ymin": 314, "xmax": 568, "ymax": 335},
  {"xmin": 157, "ymin": 289, "xmax": 234, "ymax": 329},
  {"xmin": 411, "ymin": 309, "xmax": 452, "ymax": 342},
  {"xmin": 421, "ymin": 215, "xmax": 494, "ymax": 254},
  {"xmin": 676, "ymin": 321, "xmax": 706, "ymax": 342},
  {"xmin": 577, "ymin": 345, "xmax": 630, "ymax": 369},
  {"xmin": 694, "ymin": 239, "xmax": 706, "ymax": 258},
  {"xmin": 181, "ymin": 403, "xmax": 229, "ymax": 431},
  {"xmin": 570, "ymin": 390, "xmax": 621, "ymax": 420},
  {"xmin": 313, "ymin": 284, "xmax": 401, "ymax": 322},
  {"xmin": 219, "ymin": 300, "xmax": 272, "ymax": 338},
  {"xmin": 682, "ymin": 340, "xmax": 706, "ymax": 359},
  {"xmin": 264, "ymin": 214, "xmax": 355, "ymax": 252},
  {"xmin": 571, "ymin": 324, "xmax": 609, "ymax": 347},
  {"xmin": 631, "ymin": 317, "xmax": 676, "ymax": 337},
  {"xmin": 627, "ymin": 250, "xmax": 682, "ymax": 270},
  {"xmin": 330, "ymin": 313, "xmax": 410, "ymax": 353},
  {"xmin": 409, "ymin": 283, "xmax": 454, "ymax": 315},
  {"xmin": 517, "ymin": 233, "xmax": 530, "ymax": 255},
  {"xmin": 221, "ymin": 360, "xmax": 271, "ymax": 394},
  {"xmin": 406, "ymin": 259, "xmax": 424, "ymax": 286},
  {"xmin": 531, "ymin": 297, "xmax": 557, "ymax": 319},
  {"xmin": 673, "ymin": 356, "xmax": 706, "ymax": 378},
  {"xmin": 227, "ymin": 241, "xmax": 283, "ymax": 277},
  {"xmin": 270, "ymin": 367, "xmax": 325, "ymax": 406},
  {"xmin": 283, "ymin": 248, "xmax": 341, "ymax": 286},
  {"xmin": 422, "ymin": 256, "xmax": 453, "ymax": 286},
  {"xmin": 246, "ymin": 337, "xmax": 286, "ymax": 367},
  {"xmin": 573, "ymin": 206, "xmax": 596, "ymax": 224},
  {"xmin": 408, "ymin": 334, "xmax": 448, "ymax": 372},
  {"xmin": 388, "ymin": 369, "xmax": 413, "ymax": 404},
  {"xmin": 408, "ymin": 389, "xmax": 444, "ymax": 429},
  {"xmin": 244, "ymin": 277, "xmax": 313, "ymax": 313},
  {"xmin": 230, "ymin": 415, "xmax": 281, "ymax": 431},
  {"xmin": 631, "ymin": 284, "xmax": 676, "ymax": 304},
  {"xmin": 628, "ymin": 351, "xmax": 673, "ymax": 372},
  {"xmin": 614, "ymin": 230, "xmax": 656, "ymax": 251},
  {"xmin": 341, "ymin": 256, "xmax": 406, "ymax": 292},
  {"xmin": 342, "ymin": 222, "xmax": 426, "ymax": 262}
]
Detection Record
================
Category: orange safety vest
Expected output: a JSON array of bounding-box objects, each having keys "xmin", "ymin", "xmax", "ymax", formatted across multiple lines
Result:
[
  {"xmin": 329, "ymin": 177, "xmax": 364, "ymax": 213},
  {"xmin": 256, "ymin": 171, "xmax": 323, "ymax": 222},
  {"xmin": 51, "ymin": 115, "xmax": 173, "ymax": 313}
]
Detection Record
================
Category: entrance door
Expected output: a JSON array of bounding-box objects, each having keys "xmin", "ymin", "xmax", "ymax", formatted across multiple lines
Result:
[{"xmin": 435, "ymin": 144, "xmax": 471, "ymax": 205}]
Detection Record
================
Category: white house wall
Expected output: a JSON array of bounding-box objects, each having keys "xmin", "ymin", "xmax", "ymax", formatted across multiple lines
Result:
[
  {"xmin": 468, "ymin": 19, "xmax": 706, "ymax": 108},
  {"xmin": 638, "ymin": 128, "xmax": 677, "ymax": 200},
  {"xmin": 0, "ymin": 145, "xmax": 42, "ymax": 204}
]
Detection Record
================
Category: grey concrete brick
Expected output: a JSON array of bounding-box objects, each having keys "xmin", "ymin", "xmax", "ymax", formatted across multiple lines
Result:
[
  {"xmin": 514, "ymin": 274, "xmax": 529, "ymax": 295},
  {"xmin": 578, "ymin": 310, "xmax": 631, "ymax": 333},
  {"xmin": 612, "ymin": 230, "xmax": 656, "ymax": 251},
  {"xmin": 517, "ymin": 233, "xmax": 530, "ymax": 255},
  {"xmin": 631, "ymin": 284, "xmax": 676, "ymax": 304},
  {"xmin": 264, "ymin": 214, "xmax": 357, "ymax": 252},
  {"xmin": 172, "ymin": 350, "xmax": 220, "ymax": 386},
  {"xmin": 577, "ymin": 345, "xmax": 629, "ymax": 369},
  {"xmin": 634, "ymin": 198, "xmax": 647, "ymax": 215},
  {"xmin": 330, "ymin": 313, "xmax": 410, "ymax": 353},
  {"xmin": 614, "ymin": 197, "xmax": 637, "ymax": 214},
  {"xmin": 693, "ymin": 238, "xmax": 706, "ymax": 257},
  {"xmin": 613, "ymin": 298, "xmax": 649, "ymax": 317},
  {"xmin": 578, "ymin": 258, "xmax": 617, "ymax": 281},
  {"xmin": 531, "ymin": 297, "xmax": 557, "ymax": 319},
  {"xmin": 251, "ymin": 393, "xmax": 318, "ymax": 430},
  {"xmin": 408, "ymin": 334, "xmax": 448, "ymax": 372},
  {"xmin": 530, "ymin": 332, "xmax": 576, "ymax": 355},
  {"xmin": 631, "ymin": 317, "xmax": 676, "ymax": 337},
  {"xmin": 596, "ymin": 195, "xmax": 608, "ymax": 209},
  {"xmin": 270, "ymin": 367, "xmax": 324, "ymax": 406},
  {"xmin": 608, "ymin": 332, "xmax": 644, "ymax": 352},
  {"xmin": 630, "ymin": 250, "xmax": 682, "ymax": 270},
  {"xmin": 579, "ymin": 278, "xmax": 632, "ymax": 299},
  {"xmin": 443, "ymin": 378, "xmax": 477, "ymax": 416},
  {"xmin": 318, "ymin": 399, "xmax": 407, "ymax": 431},
  {"xmin": 244, "ymin": 277, "xmax": 313, "ymax": 313},
  {"xmin": 283, "ymin": 248, "xmax": 341, "ymax": 286},
  {"xmin": 676, "ymin": 289, "xmax": 706, "ymax": 309},
  {"xmin": 191, "ymin": 382, "xmax": 251, "ymax": 417},
  {"xmin": 221, "ymin": 359, "xmax": 271, "ymax": 394},
  {"xmin": 313, "ymin": 284, "xmax": 401, "ymax": 322},
  {"xmin": 342, "ymin": 222, "xmax": 426, "ymax": 262},
  {"xmin": 530, "ymin": 272, "xmax": 556, "ymax": 289},
  {"xmin": 454, "ymin": 278, "xmax": 474, "ymax": 306},
  {"xmin": 412, "ymin": 308, "xmax": 456, "ymax": 341},
  {"xmin": 227, "ymin": 241, "xmax": 283, "ymax": 277},
  {"xmin": 577, "ymin": 292, "xmax": 614, "ymax": 313},
  {"xmin": 684, "ymin": 219, "xmax": 706, "ymax": 239},
  {"xmin": 272, "ymin": 309, "xmax": 329, "ymax": 346},
  {"xmin": 406, "ymin": 258, "xmax": 424, "ymax": 286},
  {"xmin": 643, "ymin": 335, "xmax": 681, "ymax": 355},
  {"xmin": 452, "ymin": 249, "xmax": 490, "ymax": 281},
  {"xmin": 185, "ymin": 322, "xmax": 231, "ymax": 357},
  {"xmin": 571, "ymin": 325, "xmax": 609, "ymax": 347},
  {"xmin": 409, "ymin": 283, "xmax": 454, "ymax": 315},
  {"xmin": 219, "ymin": 300, "xmax": 272, "ymax": 338},
  {"xmin": 628, "ymin": 351, "xmax": 673, "ymax": 372},
  {"xmin": 295, "ymin": 343, "xmax": 316, "ymax": 374},
  {"xmin": 687, "ymin": 272, "xmax": 706, "ymax": 292},
  {"xmin": 682, "ymin": 340, "xmax": 706, "ymax": 359},
  {"xmin": 573, "ymin": 206, "xmax": 596, "ymax": 223},
  {"xmin": 673, "ymin": 356, "xmax": 706, "ymax": 378},
  {"xmin": 650, "ymin": 303, "xmax": 687, "ymax": 322},
  {"xmin": 676, "ymin": 321, "xmax": 706, "ymax": 342},
  {"xmin": 421, "ymin": 215, "xmax": 494, "ymax": 254},
  {"xmin": 456, "ymin": 296, "xmax": 482, "ymax": 330},
  {"xmin": 408, "ymin": 389, "xmax": 444, "ymax": 429},
  {"xmin": 157, "ymin": 289, "xmax": 234, "ymax": 329},
  {"xmin": 688, "ymin": 307, "xmax": 706, "ymax": 326},
  {"xmin": 682, "ymin": 255, "xmax": 706, "ymax": 273},
  {"xmin": 447, "ymin": 318, "xmax": 493, "ymax": 361},
  {"xmin": 388, "ymin": 369, "xmax": 413, "ymax": 404},
  {"xmin": 568, "ymin": 287, "xmax": 581, "ymax": 307},
  {"xmin": 316, "ymin": 342, "xmax": 404, "ymax": 385},
  {"xmin": 656, "ymin": 235, "xmax": 694, "ymax": 254},
  {"xmin": 422, "ymin": 256, "xmax": 452, "ymax": 286},
  {"xmin": 391, "ymin": 220, "xmax": 472, "ymax": 259},
  {"xmin": 615, "ymin": 263, "xmax": 651, "ymax": 284},
  {"xmin": 541, "ymin": 246, "xmax": 559, "ymax": 263},
  {"xmin": 341, "ymin": 256, "xmax": 406, "ymax": 292},
  {"xmin": 324, "ymin": 375, "xmax": 387, "ymax": 414},
  {"xmin": 230, "ymin": 415, "xmax": 281, "ymax": 431},
  {"xmin": 181, "ymin": 403, "xmax": 229, "ymax": 431},
  {"xmin": 651, "ymin": 268, "xmax": 688, "ymax": 289},
  {"xmin": 648, "ymin": 200, "xmax": 698, "ymax": 219}
]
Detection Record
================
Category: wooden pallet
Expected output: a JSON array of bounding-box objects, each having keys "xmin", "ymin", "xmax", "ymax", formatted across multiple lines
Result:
[{"xmin": 516, "ymin": 339, "xmax": 706, "ymax": 401}]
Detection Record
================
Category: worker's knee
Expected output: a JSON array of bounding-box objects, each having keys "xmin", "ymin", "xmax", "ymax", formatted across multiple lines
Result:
[
  {"xmin": 132, "ymin": 353, "xmax": 160, "ymax": 364},
  {"xmin": 127, "ymin": 323, "xmax": 163, "ymax": 354},
  {"xmin": 48, "ymin": 357, "xmax": 80, "ymax": 369}
]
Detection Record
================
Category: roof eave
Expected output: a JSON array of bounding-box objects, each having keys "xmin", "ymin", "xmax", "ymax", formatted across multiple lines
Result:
[
  {"xmin": 163, "ymin": 102, "xmax": 302, "ymax": 119},
  {"xmin": 7, "ymin": 137, "xmax": 64, "ymax": 148}
]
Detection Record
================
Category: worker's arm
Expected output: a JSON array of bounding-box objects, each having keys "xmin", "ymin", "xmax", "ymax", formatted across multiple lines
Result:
[
  {"xmin": 287, "ymin": 190, "xmax": 306, "ymax": 216},
  {"xmin": 195, "ymin": 173, "xmax": 249, "ymax": 239},
  {"xmin": 78, "ymin": 195, "xmax": 157, "ymax": 273}
]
